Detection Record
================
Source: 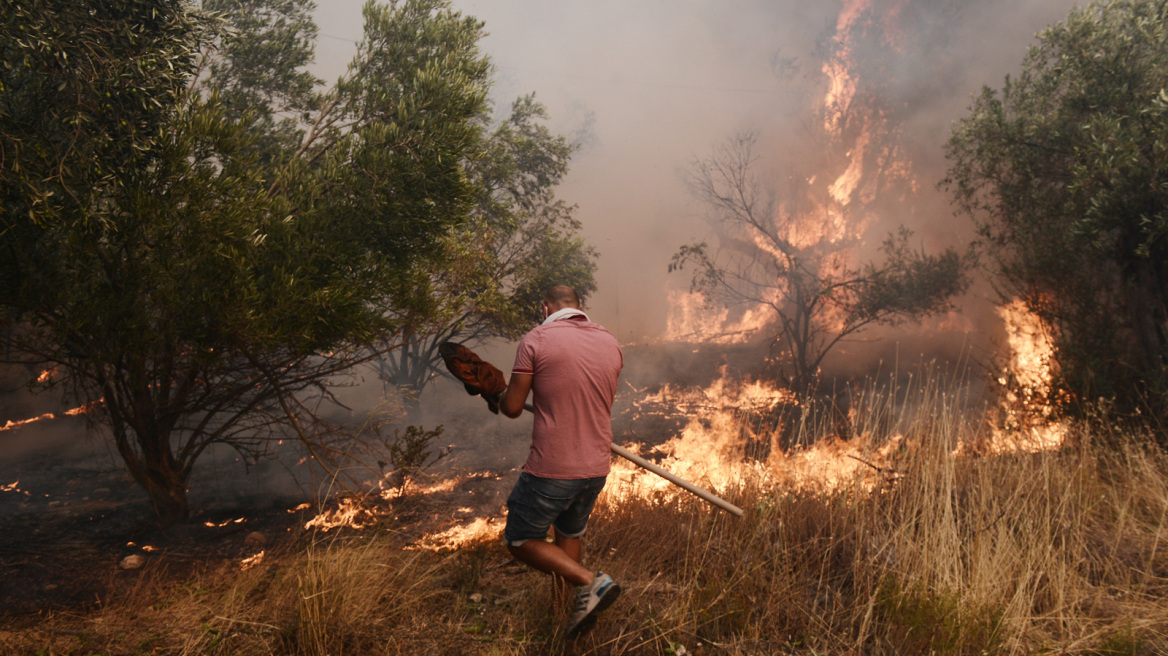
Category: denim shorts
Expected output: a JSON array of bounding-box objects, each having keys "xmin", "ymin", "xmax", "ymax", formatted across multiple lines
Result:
[{"xmin": 503, "ymin": 472, "xmax": 607, "ymax": 547}]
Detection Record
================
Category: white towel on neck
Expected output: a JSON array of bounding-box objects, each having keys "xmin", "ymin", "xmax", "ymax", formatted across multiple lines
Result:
[{"xmin": 542, "ymin": 308, "xmax": 589, "ymax": 325}]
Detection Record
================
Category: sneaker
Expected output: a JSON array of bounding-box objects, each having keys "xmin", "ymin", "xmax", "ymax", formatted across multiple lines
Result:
[{"xmin": 565, "ymin": 573, "xmax": 621, "ymax": 639}]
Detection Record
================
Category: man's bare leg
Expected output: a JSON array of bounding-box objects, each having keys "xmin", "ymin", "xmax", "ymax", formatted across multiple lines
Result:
[
  {"xmin": 508, "ymin": 536, "xmax": 592, "ymax": 586},
  {"xmin": 554, "ymin": 529, "xmax": 581, "ymax": 564},
  {"xmin": 551, "ymin": 530, "xmax": 583, "ymax": 613}
]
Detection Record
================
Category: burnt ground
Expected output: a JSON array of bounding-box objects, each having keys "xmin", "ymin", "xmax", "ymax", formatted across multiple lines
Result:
[
  {"xmin": 0, "ymin": 399, "xmax": 534, "ymax": 626},
  {"xmin": 0, "ymin": 441, "xmax": 529, "ymax": 625},
  {"xmin": 0, "ymin": 340, "xmax": 881, "ymax": 626},
  {"xmin": 0, "ymin": 340, "xmax": 766, "ymax": 624},
  {"xmin": 0, "ymin": 443, "xmax": 310, "ymax": 620}
]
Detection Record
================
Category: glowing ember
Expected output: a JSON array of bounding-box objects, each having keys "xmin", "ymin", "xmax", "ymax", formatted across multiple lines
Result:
[
  {"xmin": 240, "ymin": 550, "xmax": 265, "ymax": 571},
  {"xmin": 2, "ymin": 481, "xmax": 28, "ymax": 495},
  {"xmin": 1, "ymin": 413, "xmax": 55, "ymax": 432},
  {"xmin": 204, "ymin": 517, "xmax": 247, "ymax": 528}
]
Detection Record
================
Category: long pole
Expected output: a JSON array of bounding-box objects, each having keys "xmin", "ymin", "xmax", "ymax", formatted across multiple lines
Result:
[{"xmin": 524, "ymin": 403, "xmax": 744, "ymax": 517}]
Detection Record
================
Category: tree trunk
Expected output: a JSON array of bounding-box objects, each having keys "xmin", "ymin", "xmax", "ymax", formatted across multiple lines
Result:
[
  {"xmin": 137, "ymin": 467, "xmax": 191, "ymax": 525},
  {"xmin": 113, "ymin": 426, "xmax": 191, "ymax": 525},
  {"xmin": 1126, "ymin": 262, "xmax": 1168, "ymax": 384}
]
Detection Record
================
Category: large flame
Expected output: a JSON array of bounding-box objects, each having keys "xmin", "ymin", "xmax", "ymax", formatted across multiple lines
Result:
[
  {"xmin": 662, "ymin": 289, "xmax": 773, "ymax": 344},
  {"xmin": 986, "ymin": 300, "xmax": 1068, "ymax": 453}
]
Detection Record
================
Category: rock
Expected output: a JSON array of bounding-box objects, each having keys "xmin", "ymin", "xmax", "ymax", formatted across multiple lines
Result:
[
  {"xmin": 119, "ymin": 554, "xmax": 145, "ymax": 570},
  {"xmin": 244, "ymin": 531, "xmax": 266, "ymax": 547}
]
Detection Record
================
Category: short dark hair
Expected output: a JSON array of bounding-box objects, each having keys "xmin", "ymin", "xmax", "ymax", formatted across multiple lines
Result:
[{"xmin": 544, "ymin": 285, "xmax": 580, "ymax": 309}]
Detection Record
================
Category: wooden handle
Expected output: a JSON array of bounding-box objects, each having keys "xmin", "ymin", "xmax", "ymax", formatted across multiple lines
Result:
[
  {"xmin": 608, "ymin": 442, "xmax": 745, "ymax": 517},
  {"xmin": 522, "ymin": 403, "xmax": 744, "ymax": 517}
]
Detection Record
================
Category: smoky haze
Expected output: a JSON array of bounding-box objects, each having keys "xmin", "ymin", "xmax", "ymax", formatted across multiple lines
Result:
[
  {"xmin": 0, "ymin": 0, "xmax": 1087, "ymax": 517},
  {"xmin": 315, "ymin": 0, "xmax": 1081, "ymax": 346}
]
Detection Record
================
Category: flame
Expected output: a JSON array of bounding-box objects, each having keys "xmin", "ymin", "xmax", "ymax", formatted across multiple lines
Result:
[
  {"xmin": 617, "ymin": 368, "xmax": 904, "ymax": 497},
  {"xmin": 240, "ymin": 550, "xmax": 265, "ymax": 571},
  {"xmin": 304, "ymin": 497, "xmax": 378, "ymax": 532},
  {"xmin": 667, "ymin": 0, "xmax": 919, "ymax": 346},
  {"xmin": 64, "ymin": 401, "xmax": 99, "ymax": 416},
  {"xmin": 407, "ymin": 517, "xmax": 503, "ymax": 552},
  {"xmin": 0, "ymin": 400, "xmax": 99, "ymax": 433},
  {"xmin": 828, "ymin": 130, "xmax": 870, "ymax": 206},
  {"xmin": 985, "ymin": 300, "xmax": 1068, "ymax": 453},
  {"xmin": 1, "ymin": 412, "xmax": 55, "ymax": 432},
  {"xmin": 663, "ymin": 290, "xmax": 772, "ymax": 344},
  {"xmin": 204, "ymin": 517, "xmax": 247, "ymax": 528},
  {"xmin": 822, "ymin": 0, "xmax": 868, "ymax": 134}
]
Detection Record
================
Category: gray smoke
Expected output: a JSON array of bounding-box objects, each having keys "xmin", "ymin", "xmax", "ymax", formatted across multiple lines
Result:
[{"xmin": 315, "ymin": 0, "xmax": 1081, "ymax": 344}]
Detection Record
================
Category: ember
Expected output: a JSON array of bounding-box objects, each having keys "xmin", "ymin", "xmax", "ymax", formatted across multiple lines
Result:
[{"xmin": 240, "ymin": 551, "xmax": 265, "ymax": 571}]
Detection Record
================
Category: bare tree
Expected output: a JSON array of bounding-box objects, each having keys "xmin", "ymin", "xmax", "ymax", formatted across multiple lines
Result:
[{"xmin": 672, "ymin": 132, "xmax": 969, "ymax": 392}]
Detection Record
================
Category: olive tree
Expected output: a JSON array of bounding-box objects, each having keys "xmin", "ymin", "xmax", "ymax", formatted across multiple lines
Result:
[
  {"xmin": 944, "ymin": 0, "xmax": 1168, "ymax": 426},
  {"xmin": 0, "ymin": 0, "xmax": 493, "ymax": 522},
  {"xmin": 372, "ymin": 95, "xmax": 598, "ymax": 395}
]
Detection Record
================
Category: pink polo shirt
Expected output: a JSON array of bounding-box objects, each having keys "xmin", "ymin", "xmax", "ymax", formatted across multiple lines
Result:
[{"xmin": 511, "ymin": 315, "xmax": 623, "ymax": 479}]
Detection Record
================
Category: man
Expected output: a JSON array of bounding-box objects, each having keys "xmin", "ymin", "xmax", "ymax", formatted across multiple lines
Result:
[{"xmin": 497, "ymin": 285, "xmax": 624, "ymax": 638}]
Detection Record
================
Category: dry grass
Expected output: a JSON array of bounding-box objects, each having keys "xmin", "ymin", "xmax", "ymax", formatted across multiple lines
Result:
[{"xmin": 4, "ymin": 375, "xmax": 1168, "ymax": 655}]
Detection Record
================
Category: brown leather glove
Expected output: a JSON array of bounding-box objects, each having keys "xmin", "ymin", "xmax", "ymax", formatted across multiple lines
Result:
[{"xmin": 439, "ymin": 342, "xmax": 507, "ymax": 413}]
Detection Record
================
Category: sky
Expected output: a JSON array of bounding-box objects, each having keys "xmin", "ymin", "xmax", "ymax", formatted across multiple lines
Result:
[{"xmin": 312, "ymin": 0, "xmax": 1084, "ymax": 346}]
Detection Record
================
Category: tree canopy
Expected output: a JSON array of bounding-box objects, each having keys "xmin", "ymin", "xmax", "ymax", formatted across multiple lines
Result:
[
  {"xmin": 944, "ymin": 0, "xmax": 1168, "ymax": 428},
  {"xmin": 0, "ymin": 0, "xmax": 511, "ymax": 522},
  {"xmin": 373, "ymin": 94, "xmax": 597, "ymax": 395}
]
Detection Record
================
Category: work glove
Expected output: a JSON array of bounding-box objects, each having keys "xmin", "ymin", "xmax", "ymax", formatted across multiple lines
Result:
[
  {"xmin": 441, "ymin": 342, "xmax": 507, "ymax": 414},
  {"xmin": 483, "ymin": 392, "xmax": 503, "ymax": 415}
]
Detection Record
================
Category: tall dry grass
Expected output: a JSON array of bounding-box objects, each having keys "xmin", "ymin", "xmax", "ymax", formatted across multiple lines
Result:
[{"xmin": 3, "ymin": 372, "xmax": 1167, "ymax": 655}]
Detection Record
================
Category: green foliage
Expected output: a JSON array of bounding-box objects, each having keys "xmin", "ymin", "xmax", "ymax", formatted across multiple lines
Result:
[
  {"xmin": 373, "ymin": 94, "xmax": 598, "ymax": 393},
  {"xmin": 874, "ymin": 578, "xmax": 1004, "ymax": 656},
  {"xmin": 0, "ymin": 0, "xmax": 496, "ymax": 522},
  {"xmin": 944, "ymin": 0, "xmax": 1168, "ymax": 428},
  {"xmin": 0, "ymin": 0, "xmax": 205, "ymax": 231},
  {"xmin": 199, "ymin": 0, "xmax": 322, "ymax": 163},
  {"xmin": 856, "ymin": 228, "xmax": 972, "ymax": 325},
  {"xmin": 381, "ymin": 424, "xmax": 447, "ymax": 493},
  {"xmin": 1090, "ymin": 623, "xmax": 1148, "ymax": 656}
]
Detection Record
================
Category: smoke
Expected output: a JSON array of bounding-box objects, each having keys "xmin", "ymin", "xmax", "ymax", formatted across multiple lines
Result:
[
  {"xmin": 0, "ymin": 0, "xmax": 1089, "ymax": 516},
  {"xmin": 316, "ymin": 0, "xmax": 1083, "ymax": 345}
]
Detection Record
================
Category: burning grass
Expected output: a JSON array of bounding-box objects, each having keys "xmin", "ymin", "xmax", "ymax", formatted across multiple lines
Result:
[{"xmin": 3, "ymin": 375, "xmax": 1168, "ymax": 655}]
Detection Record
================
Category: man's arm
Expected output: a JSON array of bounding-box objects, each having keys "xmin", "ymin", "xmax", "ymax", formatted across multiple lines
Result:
[{"xmin": 499, "ymin": 373, "xmax": 533, "ymax": 418}]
